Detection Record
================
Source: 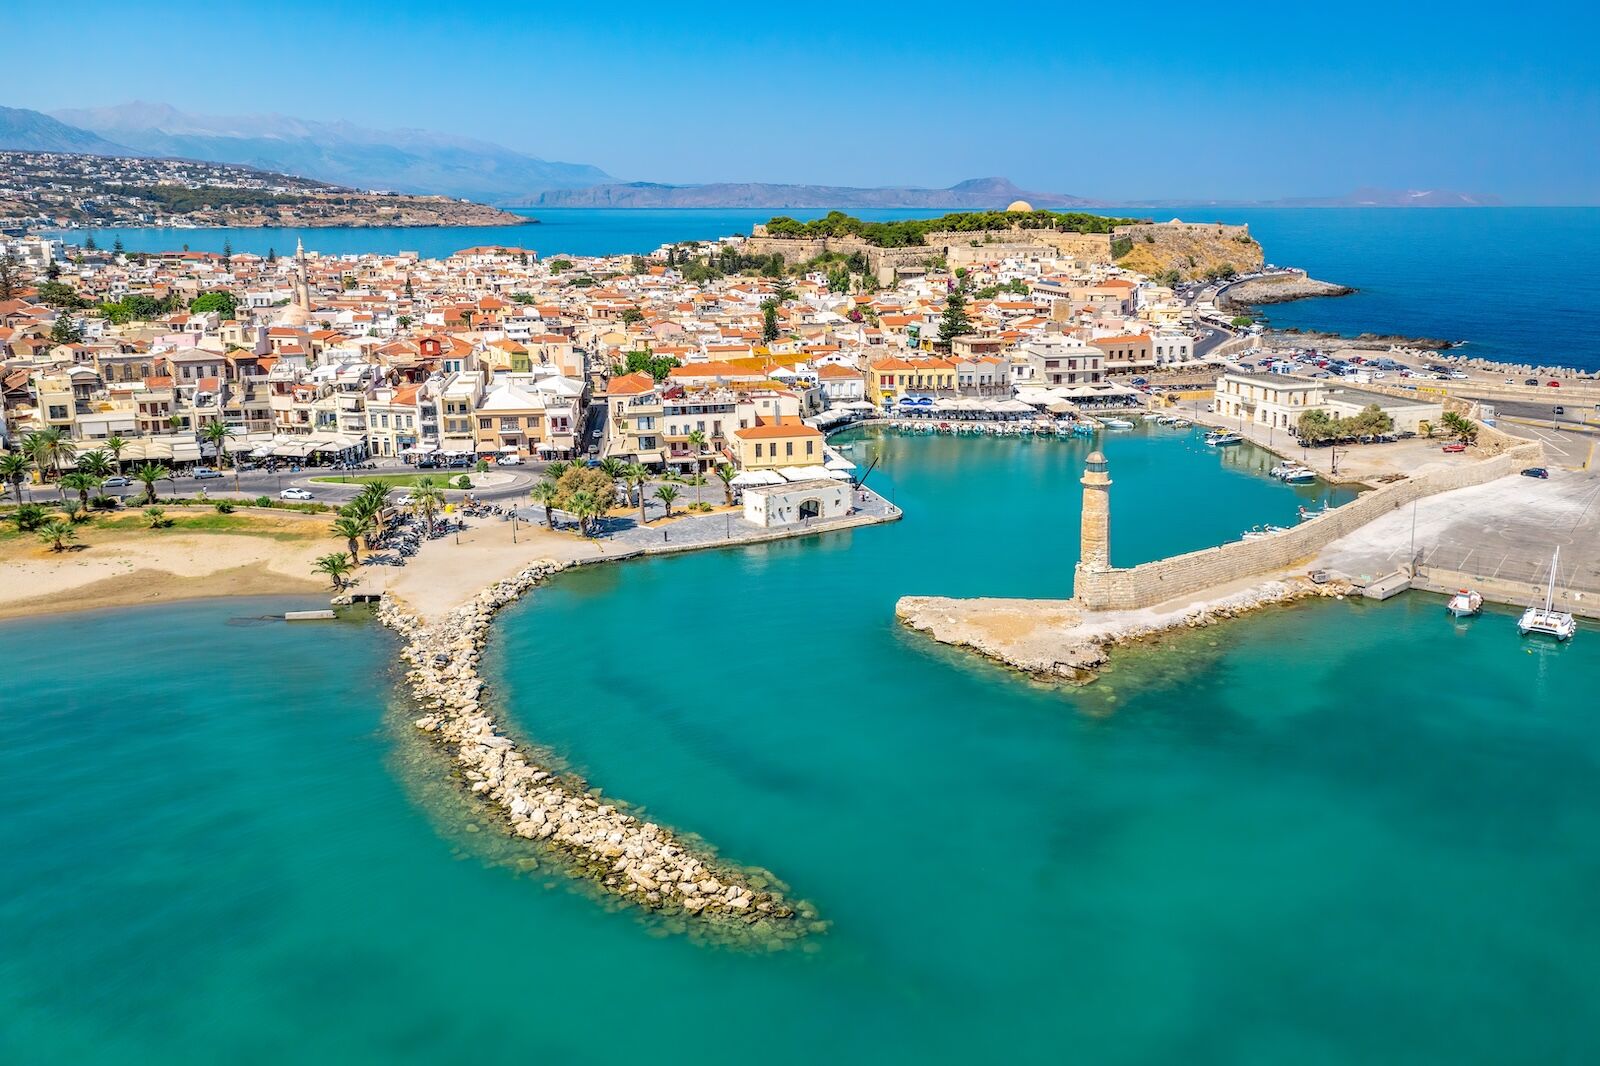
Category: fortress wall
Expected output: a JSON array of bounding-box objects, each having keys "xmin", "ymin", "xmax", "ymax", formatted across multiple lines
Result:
[{"xmin": 1073, "ymin": 442, "xmax": 1544, "ymax": 611}]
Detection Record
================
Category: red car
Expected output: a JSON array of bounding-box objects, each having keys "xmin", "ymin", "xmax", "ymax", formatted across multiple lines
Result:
[
  {"xmin": 1442, "ymin": 442, "xmax": 1468, "ymax": 453},
  {"xmin": 1547, "ymin": 380, "xmax": 1562, "ymax": 388}
]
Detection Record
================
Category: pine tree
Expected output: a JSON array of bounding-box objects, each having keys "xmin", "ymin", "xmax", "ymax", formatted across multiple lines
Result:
[
  {"xmin": 267, "ymin": 247, "xmax": 277, "ymax": 264},
  {"xmin": 84, "ymin": 235, "xmax": 98, "ymax": 251},
  {"xmin": 937, "ymin": 291, "xmax": 971, "ymax": 343}
]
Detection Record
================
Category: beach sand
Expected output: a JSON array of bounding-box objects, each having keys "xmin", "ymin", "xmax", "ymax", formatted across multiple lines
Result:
[{"xmin": 0, "ymin": 508, "xmax": 337, "ymax": 621}]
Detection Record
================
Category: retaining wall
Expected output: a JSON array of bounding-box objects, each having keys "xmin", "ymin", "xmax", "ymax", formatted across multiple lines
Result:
[{"xmin": 1074, "ymin": 441, "xmax": 1544, "ymax": 610}]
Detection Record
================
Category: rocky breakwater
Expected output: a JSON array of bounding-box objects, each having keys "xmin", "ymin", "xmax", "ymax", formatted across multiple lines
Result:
[
  {"xmin": 379, "ymin": 562, "xmax": 813, "ymax": 941},
  {"xmin": 896, "ymin": 577, "xmax": 1355, "ymax": 683},
  {"xmin": 1221, "ymin": 270, "xmax": 1355, "ymax": 308}
]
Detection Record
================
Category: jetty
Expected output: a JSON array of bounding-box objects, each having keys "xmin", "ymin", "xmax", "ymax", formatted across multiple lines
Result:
[{"xmin": 379, "ymin": 563, "xmax": 816, "ymax": 939}]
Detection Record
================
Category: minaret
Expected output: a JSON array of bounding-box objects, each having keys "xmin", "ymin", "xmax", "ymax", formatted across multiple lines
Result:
[
  {"xmin": 1078, "ymin": 450, "xmax": 1111, "ymax": 572},
  {"xmin": 293, "ymin": 238, "xmax": 312, "ymax": 313}
]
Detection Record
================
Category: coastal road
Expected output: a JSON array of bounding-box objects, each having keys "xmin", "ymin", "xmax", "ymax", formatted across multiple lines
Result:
[{"xmin": 81, "ymin": 463, "xmax": 542, "ymax": 507}]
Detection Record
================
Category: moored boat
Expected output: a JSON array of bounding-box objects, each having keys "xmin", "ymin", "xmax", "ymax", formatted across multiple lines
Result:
[
  {"xmin": 1446, "ymin": 588, "xmax": 1483, "ymax": 617},
  {"xmin": 1205, "ymin": 431, "xmax": 1243, "ymax": 446},
  {"xmin": 1518, "ymin": 547, "xmax": 1576, "ymax": 641},
  {"xmin": 1102, "ymin": 417, "xmax": 1136, "ymax": 430}
]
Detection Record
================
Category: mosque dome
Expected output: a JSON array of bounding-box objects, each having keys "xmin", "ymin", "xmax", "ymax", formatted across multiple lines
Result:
[{"xmin": 1005, "ymin": 199, "xmax": 1034, "ymax": 213}]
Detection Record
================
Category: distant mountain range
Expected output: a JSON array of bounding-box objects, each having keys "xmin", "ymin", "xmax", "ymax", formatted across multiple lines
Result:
[
  {"xmin": 525, "ymin": 176, "xmax": 1101, "ymax": 210},
  {"xmin": 0, "ymin": 103, "xmax": 1504, "ymax": 210},
  {"xmin": 3, "ymin": 101, "xmax": 613, "ymax": 201},
  {"xmin": 0, "ymin": 105, "xmax": 130, "ymax": 156}
]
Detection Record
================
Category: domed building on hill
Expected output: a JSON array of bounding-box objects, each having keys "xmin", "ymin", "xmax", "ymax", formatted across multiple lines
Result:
[{"xmin": 1005, "ymin": 199, "xmax": 1034, "ymax": 213}]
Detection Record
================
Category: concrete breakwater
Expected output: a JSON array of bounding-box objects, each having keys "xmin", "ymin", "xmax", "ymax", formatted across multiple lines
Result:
[
  {"xmin": 378, "ymin": 562, "xmax": 812, "ymax": 939},
  {"xmin": 897, "ymin": 577, "xmax": 1353, "ymax": 683}
]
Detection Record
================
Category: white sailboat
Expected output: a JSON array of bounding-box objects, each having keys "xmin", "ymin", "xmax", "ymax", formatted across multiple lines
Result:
[{"xmin": 1517, "ymin": 547, "xmax": 1576, "ymax": 641}]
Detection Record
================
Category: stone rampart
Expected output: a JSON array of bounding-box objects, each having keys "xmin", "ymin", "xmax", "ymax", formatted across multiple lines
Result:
[{"xmin": 1073, "ymin": 441, "xmax": 1544, "ymax": 611}]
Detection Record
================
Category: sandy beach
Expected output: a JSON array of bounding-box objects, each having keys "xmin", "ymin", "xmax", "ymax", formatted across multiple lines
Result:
[{"xmin": 0, "ymin": 508, "xmax": 337, "ymax": 621}]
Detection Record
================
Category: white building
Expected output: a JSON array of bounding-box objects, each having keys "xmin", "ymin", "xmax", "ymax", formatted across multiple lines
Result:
[{"xmin": 742, "ymin": 479, "xmax": 851, "ymax": 527}]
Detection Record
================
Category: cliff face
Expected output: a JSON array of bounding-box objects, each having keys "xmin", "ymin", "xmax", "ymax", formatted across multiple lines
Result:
[{"xmin": 1113, "ymin": 221, "xmax": 1265, "ymax": 280}]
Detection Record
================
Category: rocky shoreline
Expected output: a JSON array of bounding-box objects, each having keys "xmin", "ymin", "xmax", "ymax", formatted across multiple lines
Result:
[
  {"xmin": 1264, "ymin": 328, "xmax": 1460, "ymax": 351},
  {"xmin": 896, "ymin": 577, "xmax": 1356, "ymax": 684},
  {"xmin": 378, "ymin": 561, "xmax": 816, "ymax": 942},
  {"xmin": 1221, "ymin": 271, "xmax": 1354, "ymax": 308}
]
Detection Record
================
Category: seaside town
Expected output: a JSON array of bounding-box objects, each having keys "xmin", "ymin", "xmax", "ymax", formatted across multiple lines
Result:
[{"xmin": 3, "ymin": 206, "xmax": 1597, "ymax": 931}]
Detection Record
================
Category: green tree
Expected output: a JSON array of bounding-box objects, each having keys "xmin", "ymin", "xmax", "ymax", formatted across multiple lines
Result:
[
  {"xmin": 653, "ymin": 483, "xmax": 680, "ymax": 519},
  {"xmin": 0, "ymin": 451, "xmax": 32, "ymax": 504},
  {"xmin": 314, "ymin": 553, "xmax": 354, "ymax": 589},
  {"xmin": 36, "ymin": 281, "xmax": 86, "ymax": 309},
  {"xmin": 714, "ymin": 463, "xmax": 736, "ymax": 506},
  {"xmin": 50, "ymin": 315, "xmax": 84, "ymax": 344},
  {"xmin": 685, "ymin": 429, "xmax": 707, "ymax": 463},
  {"xmin": 143, "ymin": 506, "xmax": 167, "ymax": 528},
  {"xmin": 622, "ymin": 462, "xmax": 649, "ymax": 512},
  {"xmin": 332, "ymin": 515, "xmax": 368, "ymax": 564},
  {"xmin": 685, "ymin": 472, "xmax": 707, "ymax": 507},
  {"xmin": 13, "ymin": 503, "xmax": 48, "ymax": 532},
  {"xmin": 1440, "ymin": 412, "xmax": 1478, "ymax": 444},
  {"xmin": 190, "ymin": 290, "xmax": 239, "ymax": 318},
  {"xmin": 1296, "ymin": 409, "xmax": 1338, "ymax": 444},
  {"xmin": 528, "ymin": 479, "xmax": 559, "ymax": 528},
  {"xmin": 76, "ymin": 450, "xmax": 114, "ymax": 480},
  {"xmin": 59, "ymin": 472, "xmax": 101, "ymax": 514},
  {"xmin": 134, "ymin": 462, "xmax": 170, "ymax": 505},
  {"xmin": 83, "ymin": 235, "xmax": 98, "ymax": 252},
  {"xmin": 622, "ymin": 350, "xmax": 681, "ymax": 383},
  {"xmin": 0, "ymin": 252, "xmax": 22, "ymax": 300},
  {"xmin": 103, "ymin": 435, "xmax": 127, "ymax": 474},
  {"xmin": 620, "ymin": 307, "xmax": 644, "ymax": 326},
  {"xmin": 200, "ymin": 421, "xmax": 236, "ymax": 489},
  {"xmin": 761, "ymin": 300, "xmax": 779, "ymax": 345},
  {"xmin": 937, "ymin": 290, "xmax": 971, "ymax": 343},
  {"xmin": 25, "ymin": 428, "xmax": 75, "ymax": 483},
  {"xmin": 408, "ymin": 477, "xmax": 446, "ymax": 528},
  {"xmin": 37, "ymin": 519, "xmax": 76, "ymax": 552}
]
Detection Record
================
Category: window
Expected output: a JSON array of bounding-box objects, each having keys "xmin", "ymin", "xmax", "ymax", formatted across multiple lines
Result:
[
  {"xmin": 755, "ymin": 443, "xmax": 763, "ymax": 458},
  {"xmin": 478, "ymin": 418, "xmax": 491, "ymax": 430},
  {"xmin": 785, "ymin": 442, "xmax": 794, "ymax": 456},
  {"xmin": 806, "ymin": 441, "xmax": 814, "ymax": 455}
]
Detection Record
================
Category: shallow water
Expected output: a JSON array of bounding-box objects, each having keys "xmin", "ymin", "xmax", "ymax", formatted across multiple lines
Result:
[{"xmin": 3, "ymin": 434, "xmax": 1594, "ymax": 1064}]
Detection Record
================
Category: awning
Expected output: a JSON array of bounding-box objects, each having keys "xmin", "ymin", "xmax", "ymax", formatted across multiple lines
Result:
[
  {"xmin": 730, "ymin": 470, "xmax": 783, "ymax": 487},
  {"xmin": 499, "ymin": 445, "xmax": 519, "ymax": 453},
  {"xmin": 824, "ymin": 456, "xmax": 856, "ymax": 471},
  {"xmin": 778, "ymin": 465, "xmax": 833, "ymax": 482},
  {"xmin": 170, "ymin": 441, "xmax": 202, "ymax": 462}
]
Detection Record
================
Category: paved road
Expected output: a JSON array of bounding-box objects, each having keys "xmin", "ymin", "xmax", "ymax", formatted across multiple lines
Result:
[{"xmin": 82, "ymin": 463, "xmax": 541, "ymax": 507}]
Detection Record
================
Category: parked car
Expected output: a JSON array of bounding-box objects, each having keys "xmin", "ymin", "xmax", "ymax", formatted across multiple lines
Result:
[
  {"xmin": 193, "ymin": 467, "xmax": 223, "ymax": 480},
  {"xmin": 102, "ymin": 475, "xmax": 132, "ymax": 488},
  {"xmin": 1547, "ymin": 380, "xmax": 1562, "ymax": 388},
  {"xmin": 1504, "ymin": 378, "xmax": 1515, "ymax": 385},
  {"xmin": 1521, "ymin": 467, "xmax": 1550, "ymax": 479},
  {"xmin": 1554, "ymin": 406, "xmax": 1565, "ymax": 415},
  {"xmin": 395, "ymin": 494, "xmax": 415, "ymax": 507},
  {"xmin": 1130, "ymin": 376, "xmax": 1148, "ymax": 387},
  {"xmin": 279, "ymin": 487, "xmax": 314, "ymax": 501},
  {"xmin": 495, "ymin": 454, "xmax": 523, "ymax": 466},
  {"xmin": 1441, "ymin": 443, "xmax": 1468, "ymax": 453},
  {"xmin": 1525, "ymin": 378, "xmax": 1539, "ymax": 386}
]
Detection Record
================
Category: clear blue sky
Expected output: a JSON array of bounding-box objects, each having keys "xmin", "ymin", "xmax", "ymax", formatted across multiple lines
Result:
[{"xmin": 8, "ymin": 0, "xmax": 1598, "ymax": 203}]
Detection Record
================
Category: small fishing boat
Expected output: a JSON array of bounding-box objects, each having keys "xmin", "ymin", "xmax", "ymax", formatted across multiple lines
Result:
[
  {"xmin": 1518, "ymin": 547, "xmax": 1577, "ymax": 641},
  {"xmin": 1102, "ymin": 417, "xmax": 1136, "ymax": 430},
  {"xmin": 1156, "ymin": 415, "xmax": 1192, "ymax": 428},
  {"xmin": 1446, "ymin": 588, "xmax": 1483, "ymax": 617},
  {"xmin": 1241, "ymin": 523, "xmax": 1289, "ymax": 540},
  {"xmin": 1141, "ymin": 411, "xmax": 1162, "ymax": 421},
  {"xmin": 1296, "ymin": 503, "xmax": 1332, "ymax": 522},
  {"xmin": 1205, "ymin": 431, "xmax": 1243, "ymax": 446}
]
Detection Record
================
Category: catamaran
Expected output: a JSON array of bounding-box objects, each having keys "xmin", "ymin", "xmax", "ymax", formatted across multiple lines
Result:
[
  {"xmin": 1446, "ymin": 588, "xmax": 1483, "ymax": 618},
  {"xmin": 1517, "ymin": 547, "xmax": 1576, "ymax": 641}
]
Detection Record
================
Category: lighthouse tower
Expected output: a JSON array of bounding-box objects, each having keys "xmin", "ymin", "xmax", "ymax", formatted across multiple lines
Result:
[{"xmin": 1078, "ymin": 450, "xmax": 1111, "ymax": 572}]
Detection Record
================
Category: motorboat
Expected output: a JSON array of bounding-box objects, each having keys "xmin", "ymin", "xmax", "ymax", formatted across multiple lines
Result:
[
  {"xmin": 1141, "ymin": 411, "xmax": 1162, "ymax": 421},
  {"xmin": 1446, "ymin": 588, "xmax": 1483, "ymax": 617},
  {"xmin": 1205, "ymin": 431, "xmax": 1243, "ymax": 446},
  {"xmin": 1156, "ymin": 415, "xmax": 1192, "ymax": 428},
  {"xmin": 1518, "ymin": 547, "xmax": 1577, "ymax": 641},
  {"xmin": 1102, "ymin": 417, "xmax": 1136, "ymax": 430},
  {"xmin": 1241, "ymin": 524, "xmax": 1289, "ymax": 540}
]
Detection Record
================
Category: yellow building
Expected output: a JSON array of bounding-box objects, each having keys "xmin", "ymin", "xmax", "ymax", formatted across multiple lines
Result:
[
  {"xmin": 731, "ymin": 416, "xmax": 823, "ymax": 470},
  {"xmin": 867, "ymin": 356, "xmax": 959, "ymax": 408}
]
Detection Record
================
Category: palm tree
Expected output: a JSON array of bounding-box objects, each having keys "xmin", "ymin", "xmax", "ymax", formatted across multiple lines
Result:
[
  {"xmin": 715, "ymin": 463, "xmax": 736, "ymax": 506},
  {"xmin": 26, "ymin": 427, "xmax": 75, "ymax": 485},
  {"xmin": 133, "ymin": 462, "xmax": 170, "ymax": 505},
  {"xmin": 200, "ymin": 420, "xmax": 237, "ymax": 490},
  {"xmin": 409, "ymin": 477, "xmax": 445, "ymax": 528},
  {"xmin": 545, "ymin": 459, "xmax": 571, "ymax": 481},
  {"xmin": 143, "ymin": 506, "xmax": 167, "ymax": 528},
  {"xmin": 59, "ymin": 472, "xmax": 101, "ymax": 515},
  {"xmin": 37, "ymin": 519, "xmax": 76, "ymax": 552},
  {"xmin": 76, "ymin": 450, "xmax": 113, "ymax": 480},
  {"xmin": 104, "ymin": 434, "xmax": 127, "ymax": 474},
  {"xmin": 685, "ymin": 428, "xmax": 707, "ymax": 466},
  {"xmin": 623, "ymin": 462, "xmax": 649, "ymax": 507},
  {"xmin": 567, "ymin": 488, "xmax": 600, "ymax": 536},
  {"xmin": 13, "ymin": 503, "xmax": 47, "ymax": 532},
  {"xmin": 350, "ymin": 483, "xmax": 391, "ymax": 541},
  {"xmin": 653, "ymin": 484, "xmax": 679, "ymax": 520},
  {"xmin": 332, "ymin": 515, "xmax": 367, "ymax": 563},
  {"xmin": 313, "ymin": 553, "xmax": 354, "ymax": 589},
  {"xmin": 0, "ymin": 451, "xmax": 31, "ymax": 504},
  {"xmin": 598, "ymin": 456, "xmax": 626, "ymax": 481},
  {"xmin": 686, "ymin": 472, "xmax": 707, "ymax": 507},
  {"xmin": 528, "ymin": 478, "xmax": 558, "ymax": 528}
]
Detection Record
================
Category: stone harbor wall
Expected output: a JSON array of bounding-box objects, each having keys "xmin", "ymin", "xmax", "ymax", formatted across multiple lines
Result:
[
  {"xmin": 1073, "ymin": 442, "xmax": 1543, "ymax": 611},
  {"xmin": 379, "ymin": 562, "xmax": 814, "ymax": 940}
]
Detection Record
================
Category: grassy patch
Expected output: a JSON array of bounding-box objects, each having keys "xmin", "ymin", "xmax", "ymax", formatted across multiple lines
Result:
[{"xmin": 94, "ymin": 511, "xmax": 326, "ymax": 541}]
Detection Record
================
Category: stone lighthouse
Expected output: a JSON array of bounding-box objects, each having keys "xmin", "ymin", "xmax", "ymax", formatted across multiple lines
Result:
[{"xmin": 1078, "ymin": 450, "xmax": 1111, "ymax": 572}]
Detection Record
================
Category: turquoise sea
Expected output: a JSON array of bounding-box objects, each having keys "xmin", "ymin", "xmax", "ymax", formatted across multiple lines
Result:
[
  {"xmin": 4, "ymin": 427, "xmax": 1596, "ymax": 1065},
  {"xmin": 52, "ymin": 205, "xmax": 1600, "ymax": 371}
]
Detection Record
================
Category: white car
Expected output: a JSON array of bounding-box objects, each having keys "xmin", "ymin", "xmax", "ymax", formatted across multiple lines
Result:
[
  {"xmin": 395, "ymin": 494, "xmax": 415, "ymax": 507},
  {"xmin": 280, "ymin": 488, "xmax": 314, "ymax": 501},
  {"xmin": 495, "ymin": 454, "xmax": 522, "ymax": 466}
]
